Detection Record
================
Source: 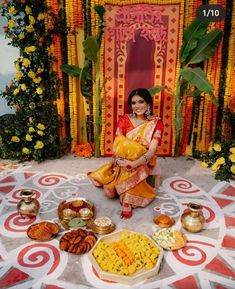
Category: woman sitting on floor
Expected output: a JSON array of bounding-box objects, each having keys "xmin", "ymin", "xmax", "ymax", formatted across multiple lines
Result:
[{"xmin": 87, "ymin": 88, "xmax": 163, "ymax": 219}]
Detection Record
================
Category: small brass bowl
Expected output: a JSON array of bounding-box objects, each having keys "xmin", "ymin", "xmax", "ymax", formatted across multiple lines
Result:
[
  {"xmin": 88, "ymin": 216, "xmax": 115, "ymax": 235},
  {"xmin": 79, "ymin": 208, "xmax": 93, "ymax": 220}
]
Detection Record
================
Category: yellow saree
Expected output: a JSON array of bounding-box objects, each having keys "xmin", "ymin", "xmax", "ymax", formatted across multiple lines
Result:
[{"xmin": 87, "ymin": 117, "xmax": 160, "ymax": 208}]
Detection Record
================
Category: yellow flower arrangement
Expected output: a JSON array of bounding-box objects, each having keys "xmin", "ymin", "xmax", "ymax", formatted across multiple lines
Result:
[
  {"xmin": 200, "ymin": 161, "xmax": 208, "ymax": 168},
  {"xmin": 213, "ymin": 144, "xmax": 221, "ymax": 152},
  {"xmin": 20, "ymin": 83, "xmax": 27, "ymax": 91},
  {"xmin": 15, "ymin": 62, "xmax": 20, "ymax": 71},
  {"xmin": 37, "ymin": 13, "xmax": 46, "ymax": 21},
  {"xmin": 37, "ymin": 123, "xmax": 45, "ymax": 130},
  {"xmin": 33, "ymin": 77, "xmax": 42, "ymax": 84},
  {"xmin": 24, "ymin": 46, "xmax": 36, "ymax": 54},
  {"xmin": 200, "ymin": 141, "xmax": 235, "ymax": 181},
  {"xmin": 37, "ymin": 130, "xmax": 44, "ymax": 136},
  {"xmin": 9, "ymin": 6, "xmax": 16, "ymax": 15},
  {"xmin": 28, "ymin": 127, "xmax": 35, "ymax": 133},
  {"xmin": 28, "ymin": 71, "xmax": 36, "ymax": 79},
  {"xmin": 29, "ymin": 16, "xmax": 35, "ymax": 24},
  {"xmin": 22, "ymin": 147, "xmax": 31, "ymax": 154},
  {"xmin": 25, "ymin": 134, "xmax": 33, "ymax": 141},
  {"xmin": 230, "ymin": 147, "xmax": 235, "ymax": 154},
  {"xmin": 34, "ymin": 141, "xmax": 44, "ymax": 149},
  {"xmin": 13, "ymin": 88, "xmax": 19, "ymax": 95},
  {"xmin": 23, "ymin": 58, "xmax": 31, "ymax": 67},
  {"xmin": 26, "ymin": 25, "xmax": 34, "ymax": 33},
  {"xmin": 211, "ymin": 162, "xmax": 220, "ymax": 171},
  {"xmin": 15, "ymin": 72, "xmax": 22, "ymax": 80},
  {"xmin": 19, "ymin": 33, "xmax": 25, "ymax": 40},
  {"xmin": 216, "ymin": 157, "xmax": 225, "ymax": 165},
  {"xmin": 229, "ymin": 154, "xmax": 235, "ymax": 162},
  {"xmin": 11, "ymin": 136, "xmax": 20, "ymax": 142},
  {"xmin": 25, "ymin": 6, "xmax": 31, "ymax": 15},
  {"xmin": 8, "ymin": 19, "xmax": 15, "ymax": 28},
  {"xmin": 1, "ymin": 0, "xmax": 64, "ymax": 163},
  {"xmin": 36, "ymin": 87, "xmax": 43, "ymax": 94}
]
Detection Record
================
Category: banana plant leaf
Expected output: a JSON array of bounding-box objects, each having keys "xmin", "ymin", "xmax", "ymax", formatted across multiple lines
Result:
[
  {"xmin": 180, "ymin": 81, "xmax": 189, "ymax": 97},
  {"xmin": 188, "ymin": 89, "xmax": 202, "ymax": 97},
  {"xmin": 180, "ymin": 67, "xmax": 213, "ymax": 92},
  {"xmin": 80, "ymin": 60, "xmax": 93, "ymax": 98},
  {"xmin": 95, "ymin": 5, "xmax": 105, "ymax": 47},
  {"xmin": 180, "ymin": 19, "xmax": 209, "ymax": 63},
  {"xmin": 208, "ymin": 91, "xmax": 219, "ymax": 106},
  {"xmin": 148, "ymin": 85, "xmax": 166, "ymax": 96},
  {"xmin": 186, "ymin": 29, "xmax": 223, "ymax": 64},
  {"xmin": 83, "ymin": 36, "xmax": 99, "ymax": 63},
  {"xmin": 60, "ymin": 64, "xmax": 81, "ymax": 78}
]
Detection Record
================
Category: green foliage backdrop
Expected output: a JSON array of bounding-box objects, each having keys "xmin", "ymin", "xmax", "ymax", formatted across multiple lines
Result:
[{"xmin": 0, "ymin": 0, "xmax": 64, "ymax": 161}]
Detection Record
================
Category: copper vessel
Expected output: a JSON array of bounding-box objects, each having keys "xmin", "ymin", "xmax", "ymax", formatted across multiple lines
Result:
[
  {"xmin": 180, "ymin": 203, "xmax": 205, "ymax": 233},
  {"xmin": 17, "ymin": 190, "xmax": 40, "ymax": 218}
]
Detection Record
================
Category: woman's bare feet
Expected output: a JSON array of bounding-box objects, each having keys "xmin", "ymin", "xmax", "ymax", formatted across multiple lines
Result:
[{"xmin": 120, "ymin": 202, "xmax": 132, "ymax": 219}]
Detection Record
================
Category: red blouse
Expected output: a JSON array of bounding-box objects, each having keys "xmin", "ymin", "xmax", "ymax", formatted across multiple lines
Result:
[{"xmin": 116, "ymin": 114, "xmax": 164, "ymax": 145}]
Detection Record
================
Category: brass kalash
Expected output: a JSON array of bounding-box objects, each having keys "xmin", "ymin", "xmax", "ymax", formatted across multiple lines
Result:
[{"xmin": 181, "ymin": 202, "xmax": 205, "ymax": 233}]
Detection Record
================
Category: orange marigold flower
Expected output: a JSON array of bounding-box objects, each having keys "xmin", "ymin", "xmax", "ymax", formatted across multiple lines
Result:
[{"xmin": 74, "ymin": 143, "xmax": 94, "ymax": 158}]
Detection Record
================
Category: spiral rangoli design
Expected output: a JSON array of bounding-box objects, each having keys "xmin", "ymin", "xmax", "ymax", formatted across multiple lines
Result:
[{"xmin": 0, "ymin": 169, "xmax": 234, "ymax": 289}]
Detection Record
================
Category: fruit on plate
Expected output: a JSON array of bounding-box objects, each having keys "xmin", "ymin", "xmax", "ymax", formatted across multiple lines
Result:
[
  {"xmin": 153, "ymin": 214, "xmax": 175, "ymax": 228},
  {"xmin": 59, "ymin": 228, "xmax": 97, "ymax": 255},
  {"xmin": 152, "ymin": 228, "xmax": 187, "ymax": 250}
]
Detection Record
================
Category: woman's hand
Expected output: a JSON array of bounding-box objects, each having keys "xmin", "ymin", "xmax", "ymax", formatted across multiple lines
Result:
[{"xmin": 125, "ymin": 160, "xmax": 137, "ymax": 171}]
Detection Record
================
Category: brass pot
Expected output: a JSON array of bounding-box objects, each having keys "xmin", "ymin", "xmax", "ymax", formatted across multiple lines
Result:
[
  {"xmin": 17, "ymin": 190, "xmax": 40, "ymax": 218},
  {"xmin": 180, "ymin": 203, "xmax": 205, "ymax": 233}
]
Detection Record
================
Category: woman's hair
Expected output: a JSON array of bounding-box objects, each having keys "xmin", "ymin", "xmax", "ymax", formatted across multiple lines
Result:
[{"xmin": 127, "ymin": 88, "xmax": 153, "ymax": 107}]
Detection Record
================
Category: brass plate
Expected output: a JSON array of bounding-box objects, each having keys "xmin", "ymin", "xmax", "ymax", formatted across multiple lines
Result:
[{"xmin": 58, "ymin": 197, "xmax": 95, "ymax": 229}]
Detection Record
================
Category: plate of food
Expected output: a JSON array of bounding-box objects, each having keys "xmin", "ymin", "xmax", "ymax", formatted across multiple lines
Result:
[
  {"xmin": 27, "ymin": 221, "xmax": 60, "ymax": 241},
  {"xmin": 88, "ymin": 229, "xmax": 163, "ymax": 285},
  {"xmin": 153, "ymin": 214, "xmax": 175, "ymax": 228},
  {"xmin": 152, "ymin": 228, "xmax": 187, "ymax": 250},
  {"xmin": 59, "ymin": 228, "xmax": 97, "ymax": 255},
  {"xmin": 57, "ymin": 197, "xmax": 95, "ymax": 229}
]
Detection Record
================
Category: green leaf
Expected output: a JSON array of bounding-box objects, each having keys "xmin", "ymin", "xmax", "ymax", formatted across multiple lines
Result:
[
  {"xmin": 80, "ymin": 61, "xmax": 93, "ymax": 99},
  {"xmin": 174, "ymin": 117, "xmax": 183, "ymax": 131},
  {"xmin": 180, "ymin": 81, "xmax": 189, "ymax": 96},
  {"xmin": 94, "ymin": 5, "xmax": 105, "ymax": 20},
  {"xmin": 180, "ymin": 67, "xmax": 213, "ymax": 92},
  {"xmin": 148, "ymin": 85, "xmax": 166, "ymax": 96},
  {"xmin": 60, "ymin": 64, "xmax": 81, "ymax": 78},
  {"xmin": 188, "ymin": 89, "xmax": 202, "ymax": 97},
  {"xmin": 82, "ymin": 36, "xmax": 99, "ymax": 63},
  {"xmin": 180, "ymin": 19, "xmax": 209, "ymax": 63},
  {"xmin": 208, "ymin": 91, "xmax": 219, "ymax": 106},
  {"xmin": 186, "ymin": 29, "xmax": 223, "ymax": 64}
]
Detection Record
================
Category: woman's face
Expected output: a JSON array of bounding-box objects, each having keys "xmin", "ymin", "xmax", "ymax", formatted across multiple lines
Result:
[{"xmin": 131, "ymin": 95, "xmax": 148, "ymax": 117}]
